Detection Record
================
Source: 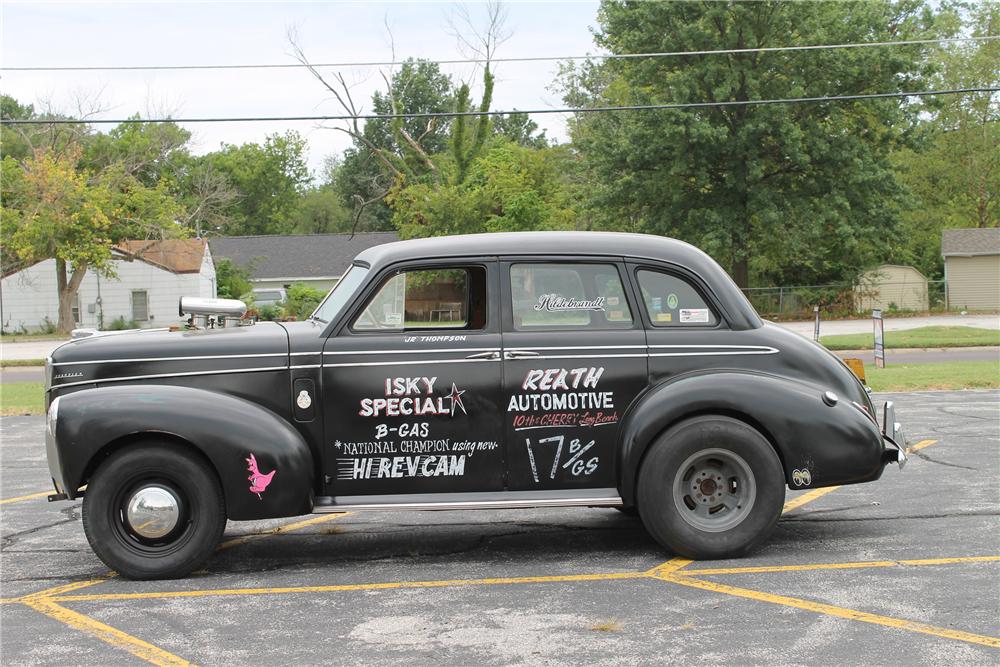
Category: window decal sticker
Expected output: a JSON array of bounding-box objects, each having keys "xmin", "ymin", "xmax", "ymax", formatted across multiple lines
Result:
[
  {"xmin": 679, "ymin": 308, "xmax": 710, "ymax": 323},
  {"xmin": 534, "ymin": 294, "xmax": 606, "ymax": 312}
]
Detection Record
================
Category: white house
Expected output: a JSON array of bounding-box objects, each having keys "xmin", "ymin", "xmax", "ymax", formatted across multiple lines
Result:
[{"xmin": 0, "ymin": 239, "xmax": 216, "ymax": 333}]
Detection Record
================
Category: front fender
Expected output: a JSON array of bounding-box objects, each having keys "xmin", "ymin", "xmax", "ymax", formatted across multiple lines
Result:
[
  {"xmin": 48, "ymin": 385, "xmax": 313, "ymax": 520},
  {"xmin": 618, "ymin": 371, "xmax": 884, "ymax": 505}
]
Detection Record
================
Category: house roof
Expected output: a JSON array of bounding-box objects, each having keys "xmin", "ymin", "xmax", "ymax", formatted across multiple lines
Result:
[
  {"xmin": 942, "ymin": 228, "xmax": 1000, "ymax": 257},
  {"xmin": 115, "ymin": 239, "xmax": 208, "ymax": 273},
  {"xmin": 209, "ymin": 232, "xmax": 399, "ymax": 281}
]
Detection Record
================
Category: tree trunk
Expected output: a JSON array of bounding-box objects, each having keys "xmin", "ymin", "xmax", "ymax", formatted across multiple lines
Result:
[{"xmin": 55, "ymin": 259, "xmax": 87, "ymax": 334}]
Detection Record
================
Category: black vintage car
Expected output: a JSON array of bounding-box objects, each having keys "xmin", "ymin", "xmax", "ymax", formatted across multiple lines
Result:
[{"xmin": 44, "ymin": 232, "xmax": 906, "ymax": 579}]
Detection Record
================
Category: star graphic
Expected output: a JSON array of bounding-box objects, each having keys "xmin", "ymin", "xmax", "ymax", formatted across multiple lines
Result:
[{"xmin": 448, "ymin": 382, "xmax": 467, "ymax": 416}]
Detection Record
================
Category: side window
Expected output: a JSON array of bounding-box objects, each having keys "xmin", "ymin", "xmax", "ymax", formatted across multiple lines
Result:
[
  {"xmin": 510, "ymin": 263, "xmax": 633, "ymax": 330},
  {"xmin": 352, "ymin": 266, "xmax": 486, "ymax": 331},
  {"xmin": 637, "ymin": 269, "xmax": 718, "ymax": 327}
]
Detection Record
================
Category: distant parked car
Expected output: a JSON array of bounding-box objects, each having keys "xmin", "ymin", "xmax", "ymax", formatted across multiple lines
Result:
[
  {"xmin": 44, "ymin": 232, "xmax": 906, "ymax": 579},
  {"xmin": 252, "ymin": 288, "xmax": 286, "ymax": 307}
]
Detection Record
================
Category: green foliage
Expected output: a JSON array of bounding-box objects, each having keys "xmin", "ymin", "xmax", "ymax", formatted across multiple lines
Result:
[
  {"xmin": 282, "ymin": 282, "xmax": 327, "ymax": 319},
  {"xmin": 291, "ymin": 187, "xmax": 354, "ymax": 234},
  {"xmin": 214, "ymin": 258, "xmax": 254, "ymax": 300},
  {"xmin": 107, "ymin": 316, "xmax": 139, "ymax": 331},
  {"xmin": 563, "ymin": 0, "xmax": 941, "ymax": 287},
  {"xmin": 391, "ymin": 139, "xmax": 577, "ymax": 238},
  {"xmin": 199, "ymin": 131, "xmax": 310, "ymax": 235},
  {"xmin": 257, "ymin": 304, "xmax": 282, "ymax": 321}
]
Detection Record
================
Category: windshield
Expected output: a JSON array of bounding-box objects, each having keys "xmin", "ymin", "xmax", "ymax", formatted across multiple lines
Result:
[{"xmin": 310, "ymin": 265, "xmax": 369, "ymax": 323}]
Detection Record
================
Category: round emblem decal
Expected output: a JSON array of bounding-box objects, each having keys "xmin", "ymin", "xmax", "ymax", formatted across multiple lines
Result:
[{"xmin": 296, "ymin": 389, "xmax": 312, "ymax": 410}]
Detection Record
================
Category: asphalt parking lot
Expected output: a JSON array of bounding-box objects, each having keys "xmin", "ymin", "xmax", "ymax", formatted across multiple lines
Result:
[{"xmin": 1, "ymin": 390, "xmax": 997, "ymax": 665}]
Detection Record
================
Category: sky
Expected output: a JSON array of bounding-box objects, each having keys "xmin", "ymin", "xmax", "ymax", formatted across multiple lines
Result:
[{"xmin": 1, "ymin": 0, "xmax": 602, "ymax": 177}]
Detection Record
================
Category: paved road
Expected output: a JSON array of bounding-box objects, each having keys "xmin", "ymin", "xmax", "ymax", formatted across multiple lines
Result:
[
  {"xmin": 0, "ymin": 339, "xmax": 68, "ymax": 362},
  {"xmin": 1, "ymin": 391, "xmax": 998, "ymax": 665},
  {"xmin": 777, "ymin": 313, "xmax": 999, "ymax": 338}
]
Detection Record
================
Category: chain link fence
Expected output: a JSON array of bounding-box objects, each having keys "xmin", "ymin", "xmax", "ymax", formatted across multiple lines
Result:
[{"xmin": 743, "ymin": 280, "xmax": 946, "ymax": 318}]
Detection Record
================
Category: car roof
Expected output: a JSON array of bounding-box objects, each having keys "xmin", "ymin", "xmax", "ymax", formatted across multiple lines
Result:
[{"xmin": 353, "ymin": 232, "xmax": 762, "ymax": 330}]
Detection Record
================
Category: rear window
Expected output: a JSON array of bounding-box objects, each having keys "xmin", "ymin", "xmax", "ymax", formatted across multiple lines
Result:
[{"xmin": 637, "ymin": 269, "xmax": 718, "ymax": 327}]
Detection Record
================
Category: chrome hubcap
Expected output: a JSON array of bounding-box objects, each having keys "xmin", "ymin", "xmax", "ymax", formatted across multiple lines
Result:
[
  {"xmin": 125, "ymin": 485, "xmax": 180, "ymax": 539},
  {"xmin": 673, "ymin": 448, "xmax": 756, "ymax": 533}
]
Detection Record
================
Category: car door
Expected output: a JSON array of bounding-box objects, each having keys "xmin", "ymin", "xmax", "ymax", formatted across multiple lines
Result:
[
  {"xmin": 500, "ymin": 258, "xmax": 648, "ymax": 492},
  {"xmin": 321, "ymin": 259, "xmax": 504, "ymax": 497}
]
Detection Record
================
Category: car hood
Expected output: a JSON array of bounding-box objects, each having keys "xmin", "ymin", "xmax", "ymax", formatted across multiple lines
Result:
[{"xmin": 48, "ymin": 323, "xmax": 289, "ymax": 390}]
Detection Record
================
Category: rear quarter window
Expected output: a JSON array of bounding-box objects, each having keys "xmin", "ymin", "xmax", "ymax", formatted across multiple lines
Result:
[{"xmin": 637, "ymin": 269, "xmax": 718, "ymax": 327}]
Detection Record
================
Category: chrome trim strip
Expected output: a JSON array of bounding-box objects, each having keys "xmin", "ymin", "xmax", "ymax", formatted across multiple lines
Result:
[
  {"xmin": 313, "ymin": 496, "xmax": 623, "ymax": 512},
  {"xmin": 519, "ymin": 354, "xmax": 648, "ymax": 360},
  {"xmin": 323, "ymin": 347, "xmax": 498, "ymax": 356},
  {"xmin": 324, "ymin": 358, "xmax": 501, "ymax": 368},
  {"xmin": 290, "ymin": 364, "xmax": 322, "ymax": 370},
  {"xmin": 53, "ymin": 352, "xmax": 288, "ymax": 366},
  {"xmin": 514, "ymin": 345, "xmax": 649, "ymax": 351},
  {"xmin": 649, "ymin": 349, "xmax": 778, "ymax": 357},
  {"xmin": 51, "ymin": 365, "xmax": 286, "ymax": 389},
  {"xmin": 290, "ymin": 351, "xmax": 323, "ymax": 356},
  {"xmin": 648, "ymin": 344, "xmax": 779, "ymax": 351}
]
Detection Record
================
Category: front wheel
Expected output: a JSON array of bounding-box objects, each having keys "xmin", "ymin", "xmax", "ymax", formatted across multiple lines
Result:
[
  {"xmin": 82, "ymin": 441, "xmax": 226, "ymax": 580},
  {"xmin": 637, "ymin": 416, "xmax": 784, "ymax": 560}
]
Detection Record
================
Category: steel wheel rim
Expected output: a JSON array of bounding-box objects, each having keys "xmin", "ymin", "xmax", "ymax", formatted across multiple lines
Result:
[{"xmin": 672, "ymin": 448, "xmax": 756, "ymax": 533}]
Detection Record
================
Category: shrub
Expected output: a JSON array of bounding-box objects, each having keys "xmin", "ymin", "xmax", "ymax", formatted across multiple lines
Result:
[{"xmin": 107, "ymin": 316, "xmax": 139, "ymax": 331}]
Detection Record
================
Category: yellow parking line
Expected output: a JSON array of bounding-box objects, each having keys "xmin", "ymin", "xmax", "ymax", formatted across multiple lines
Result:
[
  {"xmin": 907, "ymin": 439, "xmax": 937, "ymax": 453},
  {"xmin": 50, "ymin": 571, "xmax": 647, "ymax": 603},
  {"xmin": 681, "ymin": 555, "xmax": 1000, "ymax": 576},
  {"xmin": 645, "ymin": 557, "xmax": 694, "ymax": 577},
  {"xmin": 782, "ymin": 486, "xmax": 841, "ymax": 514},
  {"xmin": 217, "ymin": 512, "xmax": 350, "ymax": 551},
  {"xmin": 659, "ymin": 573, "xmax": 1000, "ymax": 649},
  {"xmin": 0, "ymin": 490, "xmax": 52, "ymax": 506},
  {"xmin": 22, "ymin": 597, "xmax": 193, "ymax": 666}
]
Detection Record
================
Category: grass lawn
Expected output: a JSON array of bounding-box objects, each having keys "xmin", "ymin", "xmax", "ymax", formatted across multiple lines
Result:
[
  {"xmin": 821, "ymin": 326, "xmax": 1000, "ymax": 350},
  {"xmin": 863, "ymin": 360, "xmax": 1000, "ymax": 392},
  {"xmin": 0, "ymin": 333, "xmax": 68, "ymax": 343},
  {"xmin": 0, "ymin": 359, "xmax": 47, "ymax": 367},
  {"xmin": 0, "ymin": 382, "xmax": 45, "ymax": 416}
]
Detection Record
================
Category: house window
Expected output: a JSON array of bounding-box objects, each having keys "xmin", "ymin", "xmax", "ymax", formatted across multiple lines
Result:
[
  {"xmin": 71, "ymin": 295, "xmax": 81, "ymax": 324},
  {"xmin": 131, "ymin": 290, "xmax": 149, "ymax": 322}
]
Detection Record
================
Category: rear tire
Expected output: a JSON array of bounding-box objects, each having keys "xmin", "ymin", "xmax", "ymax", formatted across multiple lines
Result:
[
  {"xmin": 82, "ymin": 441, "xmax": 226, "ymax": 580},
  {"xmin": 637, "ymin": 416, "xmax": 784, "ymax": 560}
]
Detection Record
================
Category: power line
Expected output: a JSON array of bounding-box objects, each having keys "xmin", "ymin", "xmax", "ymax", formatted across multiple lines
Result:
[
  {"xmin": 3, "ymin": 88, "xmax": 994, "ymax": 126},
  {"xmin": 3, "ymin": 36, "xmax": 996, "ymax": 72}
]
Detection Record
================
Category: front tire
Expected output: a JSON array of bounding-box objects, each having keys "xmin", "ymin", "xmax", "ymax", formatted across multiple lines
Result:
[
  {"xmin": 637, "ymin": 416, "xmax": 784, "ymax": 560},
  {"xmin": 82, "ymin": 441, "xmax": 226, "ymax": 580}
]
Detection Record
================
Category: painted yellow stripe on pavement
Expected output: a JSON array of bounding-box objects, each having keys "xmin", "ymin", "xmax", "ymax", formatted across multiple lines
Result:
[
  {"xmin": 681, "ymin": 555, "xmax": 1000, "ymax": 576},
  {"xmin": 0, "ymin": 490, "xmax": 52, "ymax": 506},
  {"xmin": 21, "ymin": 576, "xmax": 115, "ymax": 601},
  {"xmin": 782, "ymin": 486, "xmax": 841, "ymax": 514},
  {"xmin": 217, "ymin": 512, "xmax": 350, "ymax": 551},
  {"xmin": 907, "ymin": 439, "xmax": 938, "ymax": 453},
  {"xmin": 22, "ymin": 597, "xmax": 193, "ymax": 666},
  {"xmin": 51, "ymin": 571, "xmax": 646, "ymax": 603},
  {"xmin": 645, "ymin": 557, "xmax": 694, "ymax": 577},
  {"xmin": 659, "ymin": 572, "xmax": 1000, "ymax": 649}
]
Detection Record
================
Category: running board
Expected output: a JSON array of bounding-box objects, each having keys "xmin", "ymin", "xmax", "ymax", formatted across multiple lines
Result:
[{"xmin": 312, "ymin": 489, "xmax": 623, "ymax": 512}]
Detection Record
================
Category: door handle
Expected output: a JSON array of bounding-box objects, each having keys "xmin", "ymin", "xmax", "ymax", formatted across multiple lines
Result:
[
  {"xmin": 465, "ymin": 351, "xmax": 501, "ymax": 360},
  {"xmin": 503, "ymin": 350, "xmax": 540, "ymax": 359}
]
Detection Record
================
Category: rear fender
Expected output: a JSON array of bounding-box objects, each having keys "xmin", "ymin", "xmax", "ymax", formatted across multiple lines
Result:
[
  {"xmin": 618, "ymin": 371, "xmax": 884, "ymax": 505},
  {"xmin": 48, "ymin": 385, "xmax": 313, "ymax": 520}
]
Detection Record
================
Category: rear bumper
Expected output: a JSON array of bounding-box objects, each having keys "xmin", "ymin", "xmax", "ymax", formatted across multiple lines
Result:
[{"xmin": 880, "ymin": 400, "xmax": 907, "ymax": 469}]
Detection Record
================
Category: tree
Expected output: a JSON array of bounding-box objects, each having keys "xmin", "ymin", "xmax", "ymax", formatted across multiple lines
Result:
[
  {"xmin": 563, "ymin": 0, "xmax": 942, "ymax": 287},
  {"xmin": 390, "ymin": 139, "xmax": 577, "ymax": 238},
  {"xmin": 1, "ymin": 146, "xmax": 185, "ymax": 333},
  {"xmin": 214, "ymin": 258, "xmax": 253, "ymax": 299},
  {"xmin": 492, "ymin": 111, "xmax": 549, "ymax": 148},
  {"xmin": 291, "ymin": 187, "xmax": 354, "ymax": 234}
]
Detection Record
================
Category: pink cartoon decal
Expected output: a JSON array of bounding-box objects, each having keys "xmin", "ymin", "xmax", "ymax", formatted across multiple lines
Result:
[{"xmin": 246, "ymin": 453, "xmax": 276, "ymax": 499}]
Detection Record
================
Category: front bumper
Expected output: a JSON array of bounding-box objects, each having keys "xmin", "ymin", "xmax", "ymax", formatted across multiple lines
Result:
[{"xmin": 881, "ymin": 400, "xmax": 907, "ymax": 469}]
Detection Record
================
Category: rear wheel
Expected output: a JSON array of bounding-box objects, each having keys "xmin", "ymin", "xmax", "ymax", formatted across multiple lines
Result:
[
  {"xmin": 82, "ymin": 441, "xmax": 226, "ymax": 580},
  {"xmin": 637, "ymin": 416, "xmax": 784, "ymax": 560}
]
